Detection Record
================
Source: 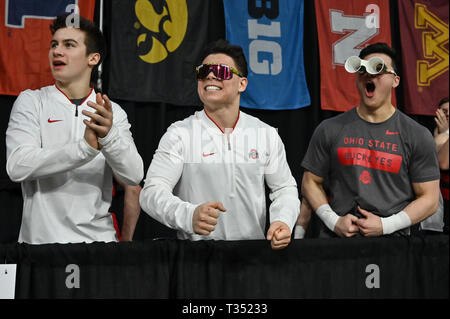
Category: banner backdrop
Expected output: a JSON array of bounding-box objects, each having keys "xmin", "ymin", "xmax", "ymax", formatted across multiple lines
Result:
[
  {"xmin": 398, "ymin": 0, "xmax": 449, "ymax": 116},
  {"xmin": 315, "ymin": 0, "xmax": 393, "ymax": 112},
  {"xmin": 0, "ymin": 0, "xmax": 95, "ymax": 96},
  {"xmin": 223, "ymin": 0, "xmax": 310, "ymax": 110},
  {"xmin": 108, "ymin": 0, "xmax": 222, "ymax": 105}
]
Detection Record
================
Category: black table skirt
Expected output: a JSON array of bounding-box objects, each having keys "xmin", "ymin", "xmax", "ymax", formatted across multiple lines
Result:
[{"xmin": 0, "ymin": 235, "xmax": 448, "ymax": 299}]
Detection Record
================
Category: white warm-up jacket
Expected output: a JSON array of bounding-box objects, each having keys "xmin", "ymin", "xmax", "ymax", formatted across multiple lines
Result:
[
  {"xmin": 6, "ymin": 85, "xmax": 143, "ymax": 244},
  {"xmin": 139, "ymin": 110, "xmax": 300, "ymax": 240}
]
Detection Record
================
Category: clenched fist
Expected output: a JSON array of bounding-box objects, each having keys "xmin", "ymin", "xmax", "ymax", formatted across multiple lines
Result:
[
  {"xmin": 267, "ymin": 221, "xmax": 292, "ymax": 250},
  {"xmin": 334, "ymin": 214, "xmax": 360, "ymax": 237},
  {"xmin": 192, "ymin": 201, "xmax": 226, "ymax": 236}
]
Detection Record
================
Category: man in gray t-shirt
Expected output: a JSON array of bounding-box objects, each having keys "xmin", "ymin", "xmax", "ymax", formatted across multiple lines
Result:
[{"xmin": 301, "ymin": 43, "xmax": 440, "ymax": 238}]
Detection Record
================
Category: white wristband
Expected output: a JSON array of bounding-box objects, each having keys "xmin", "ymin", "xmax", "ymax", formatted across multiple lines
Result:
[
  {"xmin": 381, "ymin": 210, "xmax": 412, "ymax": 235},
  {"xmin": 294, "ymin": 226, "xmax": 305, "ymax": 239},
  {"xmin": 316, "ymin": 204, "xmax": 340, "ymax": 232}
]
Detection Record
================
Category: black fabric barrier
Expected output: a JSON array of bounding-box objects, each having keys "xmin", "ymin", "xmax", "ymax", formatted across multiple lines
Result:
[{"xmin": 0, "ymin": 235, "xmax": 448, "ymax": 299}]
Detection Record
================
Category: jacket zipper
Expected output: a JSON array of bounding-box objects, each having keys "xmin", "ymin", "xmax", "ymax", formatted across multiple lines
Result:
[
  {"xmin": 225, "ymin": 130, "xmax": 235, "ymax": 198},
  {"xmin": 73, "ymin": 103, "xmax": 81, "ymax": 141}
]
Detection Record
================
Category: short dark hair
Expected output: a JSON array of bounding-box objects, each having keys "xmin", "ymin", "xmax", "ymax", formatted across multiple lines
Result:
[
  {"xmin": 50, "ymin": 14, "xmax": 106, "ymax": 86},
  {"xmin": 438, "ymin": 97, "xmax": 449, "ymax": 108},
  {"xmin": 359, "ymin": 42, "xmax": 398, "ymax": 74},
  {"xmin": 199, "ymin": 39, "xmax": 248, "ymax": 77}
]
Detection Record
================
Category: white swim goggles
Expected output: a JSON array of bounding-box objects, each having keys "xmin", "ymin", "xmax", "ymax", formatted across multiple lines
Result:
[{"xmin": 344, "ymin": 56, "xmax": 397, "ymax": 76}]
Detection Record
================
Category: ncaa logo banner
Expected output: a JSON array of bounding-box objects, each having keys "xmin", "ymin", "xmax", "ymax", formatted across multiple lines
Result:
[
  {"xmin": 223, "ymin": 0, "xmax": 311, "ymax": 110},
  {"xmin": 5, "ymin": 0, "xmax": 78, "ymax": 28},
  {"xmin": 0, "ymin": 0, "xmax": 95, "ymax": 96}
]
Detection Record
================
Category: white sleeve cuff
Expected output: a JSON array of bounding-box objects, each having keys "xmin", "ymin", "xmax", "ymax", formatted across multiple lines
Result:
[
  {"xmin": 294, "ymin": 226, "xmax": 305, "ymax": 239},
  {"xmin": 98, "ymin": 125, "xmax": 118, "ymax": 147},
  {"xmin": 183, "ymin": 204, "xmax": 197, "ymax": 235},
  {"xmin": 381, "ymin": 210, "xmax": 411, "ymax": 235},
  {"xmin": 316, "ymin": 204, "xmax": 340, "ymax": 232},
  {"xmin": 79, "ymin": 137, "xmax": 100, "ymax": 157}
]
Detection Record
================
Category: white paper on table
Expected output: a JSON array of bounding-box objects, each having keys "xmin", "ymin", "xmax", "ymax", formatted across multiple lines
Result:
[{"xmin": 0, "ymin": 264, "xmax": 17, "ymax": 299}]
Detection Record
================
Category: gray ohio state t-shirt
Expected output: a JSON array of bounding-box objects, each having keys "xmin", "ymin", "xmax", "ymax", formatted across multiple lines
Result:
[{"xmin": 301, "ymin": 108, "xmax": 440, "ymax": 217}]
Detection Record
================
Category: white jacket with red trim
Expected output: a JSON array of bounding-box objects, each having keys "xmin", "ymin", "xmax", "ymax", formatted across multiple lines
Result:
[
  {"xmin": 6, "ymin": 85, "xmax": 143, "ymax": 244},
  {"xmin": 139, "ymin": 110, "xmax": 300, "ymax": 240}
]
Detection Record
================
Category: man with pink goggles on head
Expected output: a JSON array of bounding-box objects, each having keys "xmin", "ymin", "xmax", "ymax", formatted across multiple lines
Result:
[{"xmin": 139, "ymin": 39, "xmax": 300, "ymax": 249}]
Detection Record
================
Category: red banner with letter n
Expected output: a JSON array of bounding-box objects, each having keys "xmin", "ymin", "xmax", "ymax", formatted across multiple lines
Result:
[
  {"xmin": 315, "ymin": 0, "xmax": 394, "ymax": 112},
  {"xmin": 399, "ymin": 0, "xmax": 449, "ymax": 116}
]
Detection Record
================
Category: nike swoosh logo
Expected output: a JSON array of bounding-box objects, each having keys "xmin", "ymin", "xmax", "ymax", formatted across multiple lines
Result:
[
  {"xmin": 202, "ymin": 152, "xmax": 215, "ymax": 157},
  {"xmin": 386, "ymin": 130, "xmax": 400, "ymax": 135},
  {"xmin": 48, "ymin": 118, "xmax": 63, "ymax": 123}
]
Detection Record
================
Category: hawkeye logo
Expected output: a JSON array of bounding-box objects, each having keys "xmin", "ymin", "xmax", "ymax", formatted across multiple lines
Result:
[
  {"xmin": 415, "ymin": 3, "xmax": 449, "ymax": 87},
  {"xmin": 134, "ymin": 0, "xmax": 188, "ymax": 64}
]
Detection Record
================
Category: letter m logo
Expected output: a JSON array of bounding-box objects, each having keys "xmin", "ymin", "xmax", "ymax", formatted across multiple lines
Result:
[
  {"xmin": 5, "ymin": 0, "xmax": 78, "ymax": 28},
  {"xmin": 415, "ymin": 3, "xmax": 449, "ymax": 86}
]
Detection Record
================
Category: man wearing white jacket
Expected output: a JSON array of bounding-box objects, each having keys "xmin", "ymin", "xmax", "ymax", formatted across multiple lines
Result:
[
  {"xmin": 6, "ymin": 14, "xmax": 143, "ymax": 244},
  {"xmin": 139, "ymin": 40, "xmax": 300, "ymax": 249}
]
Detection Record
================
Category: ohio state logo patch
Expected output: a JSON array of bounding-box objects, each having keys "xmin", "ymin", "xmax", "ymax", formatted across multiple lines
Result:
[
  {"xmin": 359, "ymin": 170, "xmax": 372, "ymax": 184},
  {"xmin": 249, "ymin": 149, "xmax": 259, "ymax": 159}
]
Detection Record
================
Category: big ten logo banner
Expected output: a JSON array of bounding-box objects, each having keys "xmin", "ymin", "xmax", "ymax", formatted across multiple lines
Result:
[
  {"xmin": 399, "ymin": 0, "xmax": 448, "ymax": 116},
  {"xmin": 108, "ymin": 0, "xmax": 214, "ymax": 105},
  {"xmin": 223, "ymin": 0, "xmax": 310, "ymax": 110},
  {"xmin": 315, "ymin": 0, "xmax": 393, "ymax": 112},
  {"xmin": 0, "ymin": 0, "xmax": 95, "ymax": 95}
]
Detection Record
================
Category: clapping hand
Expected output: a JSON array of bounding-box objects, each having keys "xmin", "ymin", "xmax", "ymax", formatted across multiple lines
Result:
[
  {"xmin": 435, "ymin": 108, "xmax": 449, "ymax": 134},
  {"xmin": 83, "ymin": 93, "xmax": 114, "ymax": 149}
]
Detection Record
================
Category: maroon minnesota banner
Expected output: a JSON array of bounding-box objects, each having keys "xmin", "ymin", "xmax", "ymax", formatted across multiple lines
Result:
[{"xmin": 398, "ymin": 0, "xmax": 449, "ymax": 115}]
